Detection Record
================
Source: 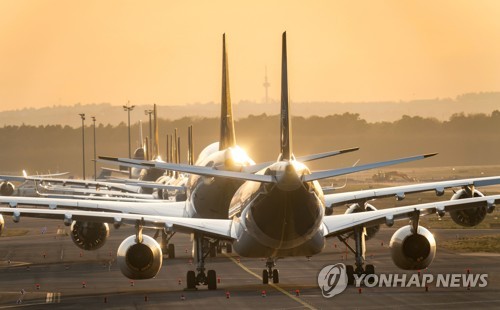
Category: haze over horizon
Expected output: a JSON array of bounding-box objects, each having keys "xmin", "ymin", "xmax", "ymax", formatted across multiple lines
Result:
[{"xmin": 1, "ymin": 1, "xmax": 499, "ymax": 112}]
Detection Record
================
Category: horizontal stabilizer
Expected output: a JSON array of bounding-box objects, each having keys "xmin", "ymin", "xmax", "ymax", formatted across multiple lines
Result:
[
  {"xmin": 99, "ymin": 156, "xmax": 276, "ymax": 184},
  {"xmin": 243, "ymin": 147, "xmax": 359, "ymax": 174},
  {"xmin": 297, "ymin": 147, "xmax": 359, "ymax": 163},
  {"xmin": 304, "ymin": 153, "xmax": 437, "ymax": 182}
]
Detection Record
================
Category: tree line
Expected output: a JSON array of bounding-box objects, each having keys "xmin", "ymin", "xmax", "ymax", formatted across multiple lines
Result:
[{"xmin": 1, "ymin": 111, "xmax": 499, "ymax": 177}]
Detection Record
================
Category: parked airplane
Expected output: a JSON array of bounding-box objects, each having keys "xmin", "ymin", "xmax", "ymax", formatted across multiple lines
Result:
[
  {"xmin": 0, "ymin": 107, "xmax": 190, "ymax": 201},
  {"xmin": 1, "ymin": 33, "xmax": 499, "ymax": 291},
  {"xmin": 0, "ymin": 33, "xmax": 362, "ymax": 287},
  {"xmin": 0, "ymin": 172, "xmax": 69, "ymax": 196}
]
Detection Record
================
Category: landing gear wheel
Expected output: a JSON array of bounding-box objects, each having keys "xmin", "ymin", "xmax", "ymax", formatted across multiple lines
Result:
[
  {"xmin": 167, "ymin": 244, "xmax": 175, "ymax": 259},
  {"xmin": 207, "ymin": 270, "xmax": 217, "ymax": 290},
  {"xmin": 365, "ymin": 264, "xmax": 375, "ymax": 284},
  {"xmin": 186, "ymin": 270, "xmax": 196, "ymax": 289},
  {"xmin": 262, "ymin": 270, "xmax": 269, "ymax": 284},
  {"xmin": 272, "ymin": 269, "xmax": 279, "ymax": 284},
  {"xmin": 226, "ymin": 244, "xmax": 232, "ymax": 254},
  {"xmin": 365, "ymin": 264, "xmax": 375, "ymax": 275},
  {"xmin": 346, "ymin": 265, "xmax": 355, "ymax": 285}
]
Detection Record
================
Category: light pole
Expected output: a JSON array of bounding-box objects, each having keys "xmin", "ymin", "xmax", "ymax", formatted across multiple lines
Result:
[
  {"xmin": 123, "ymin": 102, "xmax": 135, "ymax": 178},
  {"xmin": 144, "ymin": 108, "xmax": 153, "ymax": 160},
  {"xmin": 79, "ymin": 113, "xmax": 86, "ymax": 180},
  {"xmin": 92, "ymin": 116, "xmax": 97, "ymax": 181}
]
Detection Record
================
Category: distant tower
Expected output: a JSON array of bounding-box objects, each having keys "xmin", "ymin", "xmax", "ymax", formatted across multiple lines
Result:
[{"xmin": 263, "ymin": 66, "xmax": 270, "ymax": 104}]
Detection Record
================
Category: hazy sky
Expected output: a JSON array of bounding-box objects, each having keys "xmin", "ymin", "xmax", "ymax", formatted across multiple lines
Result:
[{"xmin": 1, "ymin": 0, "xmax": 499, "ymax": 112}]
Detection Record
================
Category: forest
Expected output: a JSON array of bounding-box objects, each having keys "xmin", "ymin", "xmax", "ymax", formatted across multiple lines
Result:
[{"xmin": 1, "ymin": 111, "xmax": 499, "ymax": 177}]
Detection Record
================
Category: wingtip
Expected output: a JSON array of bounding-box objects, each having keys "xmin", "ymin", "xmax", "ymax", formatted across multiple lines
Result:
[
  {"xmin": 340, "ymin": 147, "xmax": 360, "ymax": 153},
  {"xmin": 98, "ymin": 156, "xmax": 118, "ymax": 161}
]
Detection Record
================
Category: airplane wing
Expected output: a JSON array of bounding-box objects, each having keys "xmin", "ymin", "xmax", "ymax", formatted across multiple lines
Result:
[
  {"xmin": 111, "ymin": 181, "xmax": 185, "ymax": 191},
  {"xmin": 322, "ymin": 194, "xmax": 500, "ymax": 237},
  {"xmin": 325, "ymin": 175, "xmax": 500, "ymax": 207},
  {"xmin": 0, "ymin": 172, "xmax": 69, "ymax": 183},
  {"xmin": 0, "ymin": 196, "xmax": 188, "ymax": 218},
  {"xmin": 39, "ymin": 185, "xmax": 156, "ymax": 199},
  {"xmin": 0, "ymin": 174, "xmax": 141, "ymax": 193},
  {"xmin": 0, "ymin": 173, "xmax": 185, "ymax": 194},
  {"xmin": 36, "ymin": 192, "xmax": 169, "ymax": 203},
  {"xmin": 0, "ymin": 207, "xmax": 236, "ymax": 240}
]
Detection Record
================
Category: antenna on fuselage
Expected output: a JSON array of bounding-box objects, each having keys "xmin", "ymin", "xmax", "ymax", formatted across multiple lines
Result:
[
  {"xmin": 219, "ymin": 33, "xmax": 236, "ymax": 150},
  {"xmin": 278, "ymin": 31, "xmax": 294, "ymax": 162}
]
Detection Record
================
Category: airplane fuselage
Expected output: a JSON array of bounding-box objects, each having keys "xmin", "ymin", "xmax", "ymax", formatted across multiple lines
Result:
[{"xmin": 185, "ymin": 143, "xmax": 254, "ymax": 219}]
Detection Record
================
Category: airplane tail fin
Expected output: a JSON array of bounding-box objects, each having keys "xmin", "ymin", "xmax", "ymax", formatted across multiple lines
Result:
[
  {"xmin": 139, "ymin": 120, "xmax": 144, "ymax": 149},
  {"xmin": 219, "ymin": 34, "xmax": 236, "ymax": 150},
  {"xmin": 278, "ymin": 32, "xmax": 293, "ymax": 161},
  {"xmin": 177, "ymin": 136, "xmax": 181, "ymax": 164},
  {"xmin": 188, "ymin": 125, "xmax": 194, "ymax": 165},
  {"xmin": 152, "ymin": 104, "xmax": 160, "ymax": 159},
  {"xmin": 173, "ymin": 128, "xmax": 178, "ymax": 164}
]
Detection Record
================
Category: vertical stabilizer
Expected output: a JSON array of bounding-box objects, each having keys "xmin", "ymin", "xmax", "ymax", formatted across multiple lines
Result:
[
  {"xmin": 177, "ymin": 136, "xmax": 181, "ymax": 164},
  {"xmin": 174, "ymin": 129, "xmax": 178, "ymax": 164},
  {"xmin": 165, "ymin": 134, "xmax": 170, "ymax": 163},
  {"xmin": 152, "ymin": 104, "xmax": 160, "ymax": 159},
  {"xmin": 219, "ymin": 34, "xmax": 236, "ymax": 150},
  {"xmin": 188, "ymin": 125, "xmax": 194, "ymax": 165},
  {"xmin": 169, "ymin": 134, "xmax": 174, "ymax": 163},
  {"xmin": 279, "ymin": 32, "xmax": 293, "ymax": 161},
  {"xmin": 139, "ymin": 120, "xmax": 144, "ymax": 148}
]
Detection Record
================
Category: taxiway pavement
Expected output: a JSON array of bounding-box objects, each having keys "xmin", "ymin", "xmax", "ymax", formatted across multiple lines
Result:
[{"xmin": 1, "ymin": 218, "xmax": 499, "ymax": 309}]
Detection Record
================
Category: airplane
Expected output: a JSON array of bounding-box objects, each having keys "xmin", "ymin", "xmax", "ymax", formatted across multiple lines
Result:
[
  {"xmin": 2, "ymin": 33, "xmax": 500, "ymax": 292},
  {"xmin": 0, "ymin": 108, "xmax": 190, "ymax": 201},
  {"xmin": 0, "ymin": 171, "xmax": 70, "ymax": 196},
  {"xmin": 0, "ymin": 33, "xmax": 361, "ymax": 287}
]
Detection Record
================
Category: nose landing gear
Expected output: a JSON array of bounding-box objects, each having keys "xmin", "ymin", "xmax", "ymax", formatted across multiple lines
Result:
[{"xmin": 262, "ymin": 258, "xmax": 279, "ymax": 284}]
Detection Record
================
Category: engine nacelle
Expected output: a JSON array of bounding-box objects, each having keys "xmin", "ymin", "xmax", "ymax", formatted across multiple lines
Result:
[
  {"xmin": 70, "ymin": 221, "xmax": 109, "ymax": 251},
  {"xmin": 0, "ymin": 182, "xmax": 15, "ymax": 196},
  {"xmin": 0, "ymin": 214, "xmax": 4, "ymax": 236},
  {"xmin": 117, "ymin": 235, "xmax": 163, "ymax": 280},
  {"xmin": 449, "ymin": 189, "xmax": 487, "ymax": 227},
  {"xmin": 390, "ymin": 225, "xmax": 436, "ymax": 270},
  {"xmin": 345, "ymin": 203, "xmax": 380, "ymax": 240}
]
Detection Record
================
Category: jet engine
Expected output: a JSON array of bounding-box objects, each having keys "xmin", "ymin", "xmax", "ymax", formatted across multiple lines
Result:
[
  {"xmin": 117, "ymin": 235, "xmax": 163, "ymax": 279},
  {"xmin": 0, "ymin": 215, "xmax": 4, "ymax": 236},
  {"xmin": 0, "ymin": 182, "xmax": 15, "ymax": 196},
  {"xmin": 449, "ymin": 188, "xmax": 488, "ymax": 227},
  {"xmin": 345, "ymin": 203, "xmax": 380, "ymax": 240},
  {"xmin": 390, "ymin": 225, "xmax": 436, "ymax": 270},
  {"xmin": 70, "ymin": 221, "xmax": 109, "ymax": 250}
]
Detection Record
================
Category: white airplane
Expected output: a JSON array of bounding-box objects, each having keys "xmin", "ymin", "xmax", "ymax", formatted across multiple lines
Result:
[
  {"xmin": 0, "ymin": 107, "xmax": 189, "ymax": 201},
  {"xmin": 0, "ymin": 171, "xmax": 70, "ymax": 196},
  {"xmin": 1, "ymin": 33, "xmax": 500, "ymax": 291}
]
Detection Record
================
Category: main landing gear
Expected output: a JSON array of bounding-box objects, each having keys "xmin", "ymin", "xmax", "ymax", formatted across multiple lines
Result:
[
  {"xmin": 338, "ymin": 226, "xmax": 375, "ymax": 285},
  {"xmin": 155, "ymin": 230, "xmax": 176, "ymax": 259},
  {"xmin": 262, "ymin": 258, "xmax": 279, "ymax": 284},
  {"xmin": 186, "ymin": 233, "xmax": 217, "ymax": 290}
]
